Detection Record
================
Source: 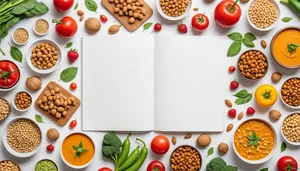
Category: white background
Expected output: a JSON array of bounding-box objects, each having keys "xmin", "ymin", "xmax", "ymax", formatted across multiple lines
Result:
[{"xmin": 0, "ymin": 0, "xmax": 300, "ymax": 170}]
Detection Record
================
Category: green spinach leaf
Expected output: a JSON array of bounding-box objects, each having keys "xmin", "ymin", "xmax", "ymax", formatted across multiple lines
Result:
[
  {"xmin": 260, "ymin": 168, "xmax": 268, "ymax": 171},
  {"xmin": 207, "ymin": 147, "xmax": 214, "ymax": 157},
  {"xmin": 234, "ymin": 89, "xmax": 253, "ymax": 105},
  {"xmin": 281, "ymin": 142, "xmax": 287, "ymax": 152},
  {"xmin": 227, "ymin": 41, "xmax": 242, "ymax": 57},
  {"xmin": 11, "ymin": 0, "xmax": 36, "ymax": 15},
  {"xmin": 35, "ymin": 114, "xmax": 44, "ymax": 123},
  {"xmin": 143, "ymin": 22, "xmax": 153, "ymax": 31},
  {"xmin": 227, "ymin": 32, "xmax": 243, "ymax": 41},
  {"xmin": 282, "ymin": 17, "xmax": 292, "ymax": 23},
  {"xmin": 74, "ymin": 2, "xmax": 79, "ymax": 10},
  {"xmin": 9, "ymin": 44, "xmax": 22, "ymax": 63},
  {"xmin": 223, "ymin": 165, "xmax": 238, "ymax": 171},
  {"xmin": 85, "ymin": 0, "xmax": 98, "ymax": 13},
  {"xmin": 234, "ymin": 89, "xmax": 252, "ymax": 98},
  {"xmin": 65, "ymin": 42, "xmax": 73, "ymax": 48},
  {"xmin": 243, "ymin": 38, "xmax": 255, "ymax": 48},
  {"xmin": 60, "ymin": 67, "xmax": 78, "ymax": 82}
]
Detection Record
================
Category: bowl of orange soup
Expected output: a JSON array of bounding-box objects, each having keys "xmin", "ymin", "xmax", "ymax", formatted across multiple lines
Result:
[
  {"xmin": 233, "ymin": 118, "xmax": 277, "ymax": 164},
  {"xmin": 60, "ymin": 132, "xmax": 95, "ymax": 169},
  {"xmin": 271, "ymin": 27, "xmax": 300, "ymax": 68}
]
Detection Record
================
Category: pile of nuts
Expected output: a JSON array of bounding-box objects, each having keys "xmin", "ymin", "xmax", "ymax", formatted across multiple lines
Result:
[
  {"xmin": 281, "ymin": 77, "xmax": 300, "ymax": 107},
  {"xmin": 238, "ymin": 50, "xmax": 268, "ymax": 80},
  {"xmin": 282, "ymin": 113, "xmax": 300, "ymax": 142},
  {"xmin": 160, "ymin": 0, "xmax": 189, "ymax": 17},
  {"xmin": 7, "ymin": 119, "xmax": 41, "ymax": 153},
  {"xmin": 0, "ymin": 98, "xmax": 10, "ymax": 120},
  {"xmin": 171, "ymin": 146, "xmax": 201, "ymax": 171},
  {"xmin": 110, "ymin": 0, "xmax": 146, "ymax": 24},
  {"xmin": 248, "ymin": 0, "xmax": 278, "ymax": 29},
  {"xmin": 14, "ymin": 92, "xmax": 31, "ymax": 110},
  {"xmin": 31, "ymin": 42, "xmax": 59, "ymax": 70},
  {"xmin": 0, "ymin": 161, "xmax": 20, "ymax": 171},
  {"xmin": 37, "ymin": 87, "xmax": 77, "ymax": 119}
]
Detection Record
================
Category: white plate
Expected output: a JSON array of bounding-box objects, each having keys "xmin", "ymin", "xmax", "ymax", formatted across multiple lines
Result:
[{"xmin": 156, "ymin": 0, "xmax": 192, "ymax": 21}]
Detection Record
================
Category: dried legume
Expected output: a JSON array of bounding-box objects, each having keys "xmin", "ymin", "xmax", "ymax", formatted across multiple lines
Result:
[
  {"xmin": 0, "ymin": 98, "xmax": 10, "ymax": 120},
  {"xmin": 281, "ymin": 77, "xmax": 300, "ymax": 107},
  {"xmin": 13, "ymin": 28, "xmax": 28, "ymax": 44},
  {"xmin": 160, "ymin": 0, "xmax": 189, "ymax": 17},
  {"xmin": 0, "ymin": 160, "xmax": 20, "ymax": 171},
  {"xmin": 282, "ymin": 113, "xmax": 300, "ymax": 142},
  {"xmin": 171, "ymin": 146, "xmax": 201, "ymax": 171},
  {"xmin": 31, "ymin": 42, "xmax": 59, "ymax": 70},
  {"xmin": 14, "ymin": 92, "xmax": 31, "ymax": 110}
]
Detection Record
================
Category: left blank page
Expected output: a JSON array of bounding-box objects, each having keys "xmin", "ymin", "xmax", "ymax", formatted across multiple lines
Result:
[{"xmin": 82, "ymin": 36, "xmax": 154, "ymax": 131}]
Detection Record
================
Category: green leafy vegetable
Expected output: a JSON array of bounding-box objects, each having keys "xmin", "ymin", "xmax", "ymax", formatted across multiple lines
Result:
[
  {"xmin": 282, "ymin": 17, "xmax": 293, "ymax": 23},
  {"xmin": 143, "ymin": 22, "xmax": 152, "ymax": 31},
  {"xmin": 65, "ymin": 42, "xmax": 73, "ymax": 48},
  {"xmin": 234, "ymin": 89, "xmax": 253, "ymax": 105},
  {"xmin": 227, "ymin": 32, "xmax": 243, "ymax": 41},
  {"xmin": 85, "ymin": 0, "xmax": 98, "ymax": 13},
  {"xmin": 243, "ymin": 39, "xmax": 255, "ymax": 48},
  {"xmin": 9, "ymin": 44, "xmax": 22, "ymax": 63},
  {"xmin": 60, "ymin": 67, "xmax": 78, "ymax": 82},
  {"xmin": 260, "ymin": 168, "xmax": 268, "ymax": 171},
  {"xmin": 11, "ymin": 0, "xmax": 36, "ymax": 15},
  {"xmin": 35, "ymin": 114, "xmax": 44, "ymax": 123},
  {"xmin": 223, "ymin": 165, "xmax": 238, "ymax": 171},
  {"xmin": 227, "ymin": 41, "xmax": 242, "ymax": 57},
  {"xmin": 73, "ymin": 141, "xmax": 88, "ymax": 158},
  {"xmin": 247, "ymin": 131, "xmax": 261, "ymax": 148},
  {"xmin": 281, "ymin": 142, "xmax": 287, "ymax": 152},
  {"xmin": 74, "ymin": 2, "xmax": 79, "ymax": 10},
  {"xmin": 102, "ymin": 133, "xmax": 122, "ymax": 167},
  {"xmin": 207, "ymin": 147, "xmax": 214, "ymax": 157},
  {"xmin": 244, "ymin": 32, "xmax": 256, "ymax": 41},
  {"xmin": 288, "ymin": 43, "xmax": 299, "ymax": 53},
  {"xmin": 206, "ymin": 157, "xmax": 237, "ymax": 171},
  {"xmin": 227, "ymin": 32, "xmax": 256, "ymax": 57}
]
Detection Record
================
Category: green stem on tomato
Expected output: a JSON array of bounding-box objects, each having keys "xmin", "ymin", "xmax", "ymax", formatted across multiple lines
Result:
[
  {"xmin": 280, "ymin": 0, "xmax": 289, "ymax": 4},
  {"xmin": 197, "ymin": 13, "xmax": 205, "ymax": 23},
  {"xmin": 52, "ymin": 19, "xmax": 62, "ymax": 24},
  {"xmin": 228, "ymin": 0, "xmax": 239, "ymax": 12}
]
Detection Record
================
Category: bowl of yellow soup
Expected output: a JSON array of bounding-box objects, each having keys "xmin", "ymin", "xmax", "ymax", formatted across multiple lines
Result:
[
  {"xmin": 233, "ymin": 118, "xmax": 277, "ymax": 164},
  {"xmin": 60, "ymin": 132, "xmax": 95, "ymax": 169},
  {"xmin": 271, "ymin": 27, "xmax": 300, "ymax": 69}
]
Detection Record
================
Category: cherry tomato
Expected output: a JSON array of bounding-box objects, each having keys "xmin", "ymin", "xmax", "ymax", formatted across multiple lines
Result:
[
  {"xmin": 154, "ymin": 23, "xmax": 162, "ymax": 32},
  {"xmin": 147, "ymin": 160, "xmax": 165, "ymax": 171},
  {"xmin": 191, "ymin": 13, "xmax": 209, "ymax": 32},
  {"xmin": 228, "ymin": 66, "xmax": 235, "ymax": 73},
  {"xmin": 98, "ymin": 167, "xmax": 112, "ymax": 171},
  {"xmin": 70, "ymin": 82, "xmax": 77, "ymax": 90},
  {"xmin": 277, "ymin": 156, "xmax": 298, "ymax": 171},
  {"xmin": 100, "ymin": 15, "xmax": 108, "ymax": 23},
  {"xmin": 214, "ymin": 0, "xmax": 241, "ymax": 28},
  {"xmin": 69, "ymin": 119, "xmax": 77, "ymax": 128},
  {"xmin": 151, "ymin": 135, "xmax": 170, "ymax": 154},
  {"xmin": 177, "ymin": 23, "xmax": 188, "ymax": 34},
  {"xmin": 53, "ymin": 0, "xmax": 74, "ymax": 12},
  {"xmin": 53, "ymin": 16, "xmax": 78, "ymax": 38},
  {"xmin": 46, "ymin": 144, "xmax": 54, "ymax": 152}
]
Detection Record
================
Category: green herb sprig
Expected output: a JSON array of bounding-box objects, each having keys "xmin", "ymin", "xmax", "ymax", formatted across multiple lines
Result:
[
  {"xmin": 143, "ymin": 22, "xmax": 153, "ymax": 31},
  {"xmin": 73, "ymin": 141, "xmax": 88, "ymax": 158},
  {"xmin": 234, "ymin": 89, "xmax": 253, "ymax": 105},
  {"xmin": 85, "ymin": 0, "xmax": 98, "ymax": 13},
  {"xmin": 227, "ymin": 32, "xmax": 257, "ymax": 57},
  {"xmin": 282, "ymin": 17, "xmax": 293, "ymax": 23},
  {"xmin": 247, "ymin": 131, "xmax": 261, "ymax": 148},
  {"xmin": 288, "ymin": 43, "xmax": 299, "ymax": 53}
]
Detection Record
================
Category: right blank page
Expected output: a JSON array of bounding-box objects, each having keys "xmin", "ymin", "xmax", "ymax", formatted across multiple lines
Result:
[{"xmin": 154, "ymin": 36, "xmax": 226, "ymax": 132}]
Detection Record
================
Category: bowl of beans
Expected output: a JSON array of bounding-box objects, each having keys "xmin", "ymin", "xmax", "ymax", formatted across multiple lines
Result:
[
  {"xmin": 12, "ymin": 28, "xmax": 29, "ymax": 46},
  {"xmin": 156, "ymin": 0, "xmax": 191, "ymax": 21},
  {"xmin": 0, "ymin": 160, "xmax": 21, "ymax": 171},
  {"xmin": 0, "ymin": 97, "xmax": 11, "ymax": 121},
  {"xmin": 281, "ymin": 113, "xmax": 300, "ymax": 146},
  {"xmin": 247, "ymin": 0, "xmax": 280, "ymax": 31},
  {"xmin": 237, "ymin": 50, "xmax": 269, "ymax": 81},
  {"xmin": 26, "ymin": 39, "xmax": 61, "ymax": 74},
  {"xmin": 12, "ymin": 91, "xmax": 32, "ymax": 112},
  {"xmin": 3, "ymin": 117, "xmax": 42, "ymax": 158},
  {"xmin": 33, "ymin": 19, "xmax": 49, "ymax": 36},
  {"xmin": 280, "ymin": 77, "xmax": 300, "ymax": 109},
  {"xmin": 170, "ymin": 145, "xmax": 201, "ymax": 171}
]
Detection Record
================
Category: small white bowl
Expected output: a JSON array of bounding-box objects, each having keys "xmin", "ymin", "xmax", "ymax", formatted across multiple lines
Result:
[
  {"xmin": 281, "ymin": 112, "xmax": 300, "ymax": 146},
  {"xmin": 33, "ymin": 19, "xmax": 49, "ymax": 36},
  {"xmin": 34, "ymin": 159, "xmax": 59, "ymax": 171},
  {"xmin": 0, "ymin": 60, "xmax": 21, "ymax": 92},
  {"xmin": 247, "ymin": 0, "xmax": 280, "ymax": 31},
  {"xmin": 156, "ymin": 0, "xmax": 192, "ymax": 21},
  {"xmin": 12, "ymin": 28, "xmax": 29, "ymax": 46},
  {"xmin": 3, "ymin": 117, "xmax": 42, "ymax": 158},
  {"xmin": 26, "ymin": 39, "xmax": 62, "ymax": 74},
  {"xmin": 60, "ymin": 132, "xmax": 95, "ymax": 169},
  {"xmin": 232, "ymin": 118, "xmax": 277, "ymax": 164},
  {"xmin": 280, "ymin": 77, "xmax": 300, "ymax": 109},
  {"xmin": 12, "ymin": 90, "xmax": 32, "ymax": 112}
]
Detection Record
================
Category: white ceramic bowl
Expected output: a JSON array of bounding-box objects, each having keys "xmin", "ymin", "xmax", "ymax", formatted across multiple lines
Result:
[
  {"xmin": 281, "ymin": 112, "xmax": 300, "ymax": 146},
  {"xmin": 33, "ymin": 19, "xmax": 49, "ymax": 36},
  {"xmin": 232, "ymin": 118, "xmax": 277, "ymax": 164},
  {"xmin": 247, "ymin": 0, "xmax": 280, "ymax": 31},
  {"xmin": 3, "ymin": 117, "xmax": 42, "ymax": 158},
  {"xmin": 12, "ymin": 90, "xmax": 32, "ymax": 112},
  {"xmin": 12, "ymin": 28, "xmax": 29, "ymax": 46},
  {"xmin": 60, "ymin": 132, "xmax": 95, "ymax": 169},
  {"xmin": 26, "ymin": 39, "xmax": 62, "ymax": 74},
  {"xmin": 34, "ymin": 159, "xmax": 59, "ymax": 171},
  {"xmin": 0, "ymin": 60, "xmax": 21, "ymax": 92},
  {"xmin": 280, "ymin": 77, "xmax": 300, "ymax": 109},
  {"xmin": 156, "ymin": 0, "xmax": 192, "ymax": 21}
]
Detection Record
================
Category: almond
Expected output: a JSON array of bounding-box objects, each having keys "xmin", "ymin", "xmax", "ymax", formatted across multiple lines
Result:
[
  {"xmin": 226, "ymin": 124, "xmax": 233, "ymax": 132},
  {"xmin": 184, "ymin": 134, "xmax": 192, "ymax": 139},
  {"xmin": 80, "ymin": 15, "xmax": 84, "ymax": 21},
  {"xmin": 172, "ymin": 136, "xmax": 176, "ymax": 145},
  {"xmin": 193, "ymin": 7, "xmax": 199, "ymax": 11},
  {"xmin": 77, "ymin": 10, "xmax": 84, "ymax": 16},
  {"xmin": 237, "ymin": 112, "xmax": 244, "ymax": 120},
  {"xmin": 261, "ymin": 40, "xmax": 267, "ymax": 49},
  {"xmin": 225, "ymin": 99, "xmax": 232, "ymax": 108}
]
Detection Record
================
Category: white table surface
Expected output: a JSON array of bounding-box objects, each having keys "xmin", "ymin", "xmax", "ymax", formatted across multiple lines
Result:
[{"xmin": 0, "ymin": 0, "xmax": 300, "ymax": 170}]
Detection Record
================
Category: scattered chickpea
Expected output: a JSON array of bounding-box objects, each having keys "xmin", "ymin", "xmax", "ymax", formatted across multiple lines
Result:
[
  {"xmin": 171, "ymin": 146, "xmax": 201, "ymax": 171},
  {"xmin": 31, "ymin": 43, "xmax": 58, "ymax": 70},
  {"xmin": 282, "ymin": 113, "xmax": 300, "ymax": 142},
  {"xmin": 14, "ymin": 92, "xmax": 31, "ymax": 110},
  {"xmin": 281, "ymin": 78, "xmax": 300, "ymax": 107}
]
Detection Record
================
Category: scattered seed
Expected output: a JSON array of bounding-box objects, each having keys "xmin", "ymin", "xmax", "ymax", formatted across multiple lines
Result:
[{"xmin": 238, "ymin": 112, "xmax": 244, "ymax": 120}]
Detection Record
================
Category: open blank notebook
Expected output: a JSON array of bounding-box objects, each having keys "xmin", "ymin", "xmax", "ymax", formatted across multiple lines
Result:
[{"xmin": 82, "ymin": 36, "xmax": 226, "ymax": 132}]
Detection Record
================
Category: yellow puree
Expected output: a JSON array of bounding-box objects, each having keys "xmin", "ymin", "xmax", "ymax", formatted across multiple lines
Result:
[
  {"xmin": 272, "ymin": 29, "xmax": 300, "ymax": 67},
  {"xmin": 234, "ymin": 120, "xmax": 275, "ymax": 161},
  {"xmin": 62, "ymin": 133, "xmax": 95, "ymax": 166}
]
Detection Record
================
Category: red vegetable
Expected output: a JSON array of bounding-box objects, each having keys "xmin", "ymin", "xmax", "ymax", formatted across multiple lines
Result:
[
  {"xmin": 98, "ymin": 167, "xmax": 112, "ymax": 171},
  {"xmin": 147, "ymin": 160, "xmax": 165, "ymax": 171},
  {"xmin": 0, "ymin": 60, "xmax": 20, "ymax": 89},
  {"xmin": 53, "ymin": 0, "xmax": 74, "ymax": 12},
  {"xmin": 53, "ymin": 16, "xmax": 78, "ymax": 38},
  {"xmin": 214, "ymin": 0, "xmax": 241, "ymax": 28},
  {"xmin": 151, "ymin": 135, "xmax": 170, "ymax": 154},
  {"xmin": 67, "ymin": 49, "xmax": 79, "ymax": 63},
  {"xmin": 230, "ymin": 80, "xmax": 239, "ymax": 90},
  {"xmin": 228, "ymin": 66, "xmax": 235, "ymax": 73},
  {"xmin": 246, "ymin": 107, "xmax": 255, "ymax": 115},
  {"xmin": 191, "ymin": 13, "xmax": 209, "ymax": 32},
  {"xmin": 46, "ymin": 144, "xmax": 54, "ymax": 152},
  {"xmin": 228, "ymin": 109, "xmax": 236, "ymax": 118},
  {"xmin": 277, "ymin": 156, "xmax": 298, "ymax": 171},
  {"xmin": 177, "ymin": 23, "xmax": 188, "ymax": 34},
  {"xmin": 69, "ymin": 119, "xmax": 77, "ymax": 128},
  {"xmin": 100, "ymin": 15, "xmax": 108, "ymax": 23},
  {"xmin": 70, "ymin": 82, "xmax": 77, "ymax": 91},
  {"xmin": 154, "ymin": 23, "xmax": 162, "ymax": 32}
]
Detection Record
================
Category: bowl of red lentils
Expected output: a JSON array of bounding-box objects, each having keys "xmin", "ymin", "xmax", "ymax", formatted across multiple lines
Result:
[
  {"xmin": 12, "ymin": 90, "xmax": 32, "ymax": 112},
  {"xmin": 280, "ymin": 77, "xmax": 300, "ymax": 109},
  {"xmin": 170, "ymin": 145, "xmax": 201, "ymax": 171},
  {"xmin": 0, "ymin": 160, "xmax": 21, "ymax": 171},
  {"xmin": 247, "ymin": 0, "xmax": 280, "ymax": 31},
  {"xmin": 0, "ymin": 97, "xmax": 11, "ymax": 121},
  {"xmin": 281, "ymin": 112, "xmax": 300, "ymax": 146}
]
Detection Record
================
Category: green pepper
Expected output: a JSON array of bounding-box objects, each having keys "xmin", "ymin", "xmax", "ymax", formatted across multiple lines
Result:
[
  {"xmin": 124, "ymin": 138, "xmax": 148, "ymax": 171},
  {"xmin": 281, "ymin": 0, "xmax": 300, "ymax": 14},
  {"xmin": 117, "ymin": 146, "xmax": 140, "ymax": 171},
  {"xmin": 117, "ymin": 133, "xmax": 131, "ymax": 167}
]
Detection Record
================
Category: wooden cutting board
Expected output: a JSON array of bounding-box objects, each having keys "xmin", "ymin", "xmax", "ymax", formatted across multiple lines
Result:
[
  {"xmin": 101, "ymin": 0, "xmax": 153, "ymax": 32},
  {"xmin": 34, "ymin": 81, "xmax": 80, "ymax": 126}
]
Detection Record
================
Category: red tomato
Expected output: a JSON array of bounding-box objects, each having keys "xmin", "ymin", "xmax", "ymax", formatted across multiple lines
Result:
[
  {"xmin": 53, "ymin": 16, "xmax": 78, "ymax": 38},
  {"xmin": 177, "ymin": 23, "xmax": 187, "ymax": 34},
  {"xmin": 151, "ymin": 135, "xmax": 170, "ymax": 154},
  {"xmin": 100, "ymin": 15, "xmax": 108, "ymax": 23},
  {"xmin": 69, "ymin": 119, "xmax": 77, "ymax": 128},
  {"xmin": 277, "ymin": 156, "xmax": 298, "ymax": 171},
  {"xmin": 53, "ymin": 0, "xmax": 74, "ymax": 12},
  {"xmin": 70, "ymin": 82, "xmax": 77, "ymax": 90},
  {"xmin": 214, "ymin": 0, "xmax": 241, "ymax": 28},
  {"xmin": 228, "ymin": 66, "xmax": 235, "ymax": 73},
  {"xmin": 191, "ymin": 13, "xmax": 209, "ymax": 32},
  {"xmin": 0, "ymin": 60, "xmax": 20, "ymax": 89},
  {"xmin": 147, "ymin": 160, "xmax": 165, "ymax": 171},
  {"xmin": 98, "ymin": 167, "xmax": 112, "ymax": 171}
]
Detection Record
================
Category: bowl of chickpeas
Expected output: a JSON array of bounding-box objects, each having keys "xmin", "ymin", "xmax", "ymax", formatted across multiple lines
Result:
[
  {"xmin": 281, "ymin": 112, "xmax": 300, "ymax": 146},
  {"xmin": 26, "ymin": 39, "xmax": 61, "ymax": 74},
  {"xmin": 0, "ymin": 160, "xmax": 21, "ymax": 171},
  {"xmin": 237, "ymin": 50, "xmax": 269, "ymax": 81},
  {"xmin": 156, "ymin": 0, "xmax": 191, "ymax": 21},
  {"xmin": 170, "ymin": 145, "xmax": 201, "ymax": 171},
  {"xmin": 280, "ymin": 77, "xmax": 300, "ymax": 109},
  {"xmin": 12, "ymin": 90, "xmax": 32, "ymax": 112}
]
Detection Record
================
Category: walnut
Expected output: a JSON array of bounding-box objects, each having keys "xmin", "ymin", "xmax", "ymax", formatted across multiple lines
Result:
[{"xmin": 218, "ymin": 142, "xmax": 229, "ymax": 154}]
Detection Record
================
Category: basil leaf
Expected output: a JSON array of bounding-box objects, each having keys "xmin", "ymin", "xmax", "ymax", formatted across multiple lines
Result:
[
  {"xmin": 10, "ymin": 45, "xmax": 22, "ymax": 63},
  {"xmin": 281, "ymin": 142, "xmax": 287, "ymax": 152},
  {"xmin": 235, "ymin": 95, "xmax": 252, "ymax": 105},
  {"xmin": 60, "ymin": 67, "xmax": 78, "ymax": 82},
  {"xmin": 227, "ymin": 32, "xmax": 243, "ymax": 41},
  {"xmin": 227, "ymin": 41, "xmax": 242, "ymax": 57},
  {"xmin": 243, "ymin": 39, "xmax": 255, "ymax": 48},
  {"xmin": 260, "ymin": 168, "xmax": 268, "ymax": 171},
  {"xmin": 35, "ymin": 114, "xmax": 44, "ymax": 123},
  {"xmin": 234, "ymin": 89, "xmax": 252, "ymax": 98},
  {"xmin": 282, "ymin": 17, "xmax": 292, "ymax": 23},
  {"xmin": 143, "ymin": 22, "xmax": 153, "ymax": 31},
  {"xmin": 85, "ymin": 0, "xmax": 98, "ymax": 13},
  {"xmin": 207, "ymin": 147, "xmax": 214, "ymax": 157},
  {"xmin": 65, "ymin": 42, "xmax": 73, "ymax": 48},
  {"xmin": 74, "ymin": 2, "xmax": 79, "ymax": 10},
  {"xmin": 224, "ymin": 165, "xmax": 238, "ymax": 171},
  {"xmin": 244, "ymin": 32, "xmax": 256, "ymax": 41}
]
